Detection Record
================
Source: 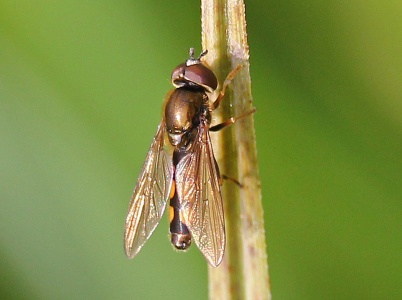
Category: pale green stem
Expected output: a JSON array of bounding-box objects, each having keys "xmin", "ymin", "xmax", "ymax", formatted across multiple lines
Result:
[{"xmin": 201, "ymin": 0, "xmax": 272, "ymax": 299}]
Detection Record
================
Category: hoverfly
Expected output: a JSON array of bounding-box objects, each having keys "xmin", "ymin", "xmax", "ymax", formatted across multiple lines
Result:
[{"xmin": 124, "ymin": 48, "xmax": 250, "ymax": 267}]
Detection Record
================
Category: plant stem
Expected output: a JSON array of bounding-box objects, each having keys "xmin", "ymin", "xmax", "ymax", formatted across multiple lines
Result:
[{"xmin": 201, "ymin": 0, "xmax": 271, "ymax": 299}]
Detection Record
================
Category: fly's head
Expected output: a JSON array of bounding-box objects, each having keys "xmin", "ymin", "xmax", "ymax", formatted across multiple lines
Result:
[{"xmin": 171, "ymin": 48, "xmax": 218, "ymax": 93}]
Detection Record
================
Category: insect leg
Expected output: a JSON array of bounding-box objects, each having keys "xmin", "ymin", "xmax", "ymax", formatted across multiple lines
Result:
[
  {"xmin": 212, "ymin": 65, "xmax": 243, "ymax": 110},
  {"xmin": 221, "ymin": 174, "xmax": 243, "ymax": 187},
  {"xmin": 209, "ymin": 108, "xmax": 256, "ymax": 132},
  {"xmin": 210, "ymin": 108, "xmax": 255, "ymax": 189}
]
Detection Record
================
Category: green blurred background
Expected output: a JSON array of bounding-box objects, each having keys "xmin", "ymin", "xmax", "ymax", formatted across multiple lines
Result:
[{"xmin": 1, "ymin": 1, "xmax": 401, "ymax": 299}]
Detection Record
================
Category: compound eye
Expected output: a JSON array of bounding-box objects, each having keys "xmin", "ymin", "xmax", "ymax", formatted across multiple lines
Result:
[
  {"xmin": 171, "ymin": 63, "xmax": 187, "ymax": 88},
  {"xmin": 184, "ymin": 64, "xmax": 218, "ymax": 92},
  {"xmin": 171, "ymin": 63, "xmax": 218, "ymax": 92}
]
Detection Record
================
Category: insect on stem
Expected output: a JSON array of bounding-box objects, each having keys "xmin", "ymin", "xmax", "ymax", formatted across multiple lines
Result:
[{"xmin": 124, "ymin": 49, "xmax": 249, "ymax": 267}]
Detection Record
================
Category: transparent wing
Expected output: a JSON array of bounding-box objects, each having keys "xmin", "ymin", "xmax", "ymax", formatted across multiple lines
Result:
[
  {"xmin": 124, "ymin": 122, "xmax": 173, "ymax": 258},
  {"xmin": 175, "ymin": 122, "xmax": 225, "ymax": 267}
]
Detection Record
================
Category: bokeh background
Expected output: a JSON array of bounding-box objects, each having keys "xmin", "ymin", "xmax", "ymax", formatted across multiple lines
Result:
[{"xmin": 1, "ymin": 1, "xmax": 401, "ymax": 299}]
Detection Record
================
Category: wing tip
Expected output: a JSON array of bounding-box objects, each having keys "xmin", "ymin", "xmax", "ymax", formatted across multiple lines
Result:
[{"xmin": 206, "ymin": 252, "xmax": 224, "ymax": 267}]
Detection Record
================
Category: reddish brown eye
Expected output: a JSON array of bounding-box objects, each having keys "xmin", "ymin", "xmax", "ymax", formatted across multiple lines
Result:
[
  {"xmin": 171, "ymin": 56, "xmax": 218, "ymax": 92},
  {"xmin": 171, "ymin": 63, "xmax": 186, "ymax": 87}
]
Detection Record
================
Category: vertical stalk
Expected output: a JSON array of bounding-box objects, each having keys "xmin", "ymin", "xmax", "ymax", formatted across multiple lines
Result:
[{"xmin": 201, "ymin": 0, "xmax": 271, "ymax": 299}]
